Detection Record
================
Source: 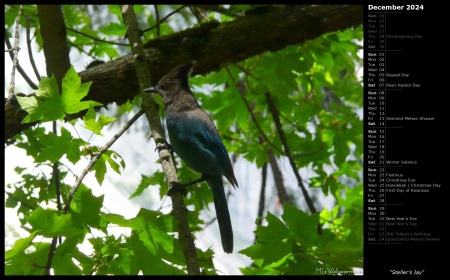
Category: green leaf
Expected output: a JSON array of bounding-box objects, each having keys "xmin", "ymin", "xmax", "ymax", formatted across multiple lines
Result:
[
  {"xmin": 136, "ymin": 209, "xmax": 174, "ymax": 255},
  {"xmin": 14, "ymin": 166, "xmax": 27, "ymax": 174},
  {"xmin": 325, "ymin": 240, "xmax": 359, "ymax": 256},
  {"xmin": 53, "ymin": 238, "xmax": 84, "ymax": 275},
  {"xmin": 254, "ymin": 212, "xmax": 290, "ymax": 243},
  {"xmin": 104, "ymin": 150, "xmax": 126, "ymax": 174},
  {"xmin": 282, "ymin": 204, "xmax": 320, "ymax": 244},
  {"xmin": 91, "ymin": 149, "xmax": 124, "ymax": 185},
  {"xmin": 101, "ymin": 213, "xmax": 144, "ymax": 230},
  {"xmin": 83, "ymin": 105, "xmax": 116, "ymax": 136},
  {"xmin": 228, "ymin": 5, "xmax": 258, "ymax": 14},
  {"xmin": 16, "ymin": 66, "xmax": 102, "ymax": 124},
  {"xmin": 240, "ymin": 212, "xmax": 292, "ymax": 267},
  {"xmin": 91, "ymin": 154, "xmax": 107, "ymax": 185},
  {"xmin": 25, "ymin": 207, "xmax": 84, "ymax": 237},
  {"xmin": 131, "ymin": 172, "xmax": 165, "ymax": 199},
  {"xmin": 98, "ymin": 21, "xmax": 125, "ymax": 36},
  {"xmin": 16, "ymin": 76, "xmax": 65, "ymax": 123},
  {"xmin": 71, "ymin": 184, "xmax": 104, "ymax": 228},
  {"xmin": 281, "ymin": 123, "xmax": 295, "ymax": 134},
  {"xmin": 35, "ymin": 127, "xmax": 83, "ymax": 164},
  {"xmin": 5, "ymin": 231, "xmax": 39, "ymax": 260},
  {"xmin": 128, "ymin": 233, "xmax": 185, "ymax": 275},
  {"xmin": 15, "ymin": 127, "xmax": 46, "ymax": 159},
  {"xmin": 108, "ymin": 249, "xmax": 132, "ymax": 275},
  {"xmin": 62, "ymin": 66, "xmax": 102, "ymax": 113},
  {"xmin": 29, "ymin": 242, "xmax": 52, "ymax": 274},
  {"xmin": 321, "ymin": 128, "xmax": 335, "ymax": 147}
]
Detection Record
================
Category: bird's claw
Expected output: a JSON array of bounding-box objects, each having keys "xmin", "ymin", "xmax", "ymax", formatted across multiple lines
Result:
[
  {"xmin": 168, "ymin": 181, "xmax": 187, "ymax": 197},
  {"xmin": 155, "ymin": 141, "xmax": 173, "ymax": 154}
]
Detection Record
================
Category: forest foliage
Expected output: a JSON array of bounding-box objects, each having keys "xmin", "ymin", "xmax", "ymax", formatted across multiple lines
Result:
[{"xmin": 4, "ymin": 5, "xmax": 364, "ymax": 275}]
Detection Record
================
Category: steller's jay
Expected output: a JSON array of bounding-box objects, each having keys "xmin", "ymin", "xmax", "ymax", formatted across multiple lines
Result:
[{"xmin": 144, "ymin": 60, "xmax": 238, "ymax": 254}]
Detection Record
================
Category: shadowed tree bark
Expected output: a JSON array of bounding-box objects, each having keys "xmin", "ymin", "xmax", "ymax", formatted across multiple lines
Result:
[
  {"xmin": 36, "ymin": 5, "xmax": 72, "ymax": 274},
  {"xmin": 5, "ymin": 5, "xmax": 363, "ymax": 142}
]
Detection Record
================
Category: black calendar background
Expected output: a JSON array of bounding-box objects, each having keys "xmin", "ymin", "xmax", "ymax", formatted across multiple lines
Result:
[{"xmin": 364, "ymin": 2, "xmax": 444, "ymax": 277}]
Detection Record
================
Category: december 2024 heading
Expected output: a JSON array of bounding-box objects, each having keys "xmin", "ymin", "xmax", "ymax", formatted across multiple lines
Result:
[{"xmin": 368, "ymin": 4, "xmax": 424, "ymax": 11}]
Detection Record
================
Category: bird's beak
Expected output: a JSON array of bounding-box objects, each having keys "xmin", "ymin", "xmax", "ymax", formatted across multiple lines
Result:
[{"xmin": 143, "ymin": 87, "xmax": 159, "ymax": 94}]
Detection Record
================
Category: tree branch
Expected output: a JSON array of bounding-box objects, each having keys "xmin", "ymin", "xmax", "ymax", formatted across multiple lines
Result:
[
  {"xmin": 257, "ymin": 163, "xmax": 267, "ymax": 227},
  {"xmin": 193, "ymin": 5, "xmax": 245, "ymax": 18},
  {"xmin": 63, "ymin": 109, "xmax": 145, "ymax": 213},
  {"xmin": 36, "ymin": 4, "xmax": 72, "ymax": 274},
  {"xmin": 4, "ymin": 28, "xmax": 38, "ymax": 90},
  {"xmin": 265, "ymin": 92, "xmax": 317, "ymax": 212},
  {"xmin": 38, "ymin": 5, "xmax": 71, "ymax": 90},
  {"xmin": 26, "ymin": 15, "xmax": 41, "ymax": 81},
  {"xmin": 66, "ymin": 27, "xmax": 130, "ymax": 46},
  {"xmin": 8, "ymin": 5, "xmax": 23, "ymax": 97},
  {"xmin": 225, "ymin": 67, "xmax": 285, "ymax": 155},
  {"xmin": 5, "ymin": 5, "xmax": 363, "ymax": 142},
  {"xmin": 265, "ymin": 92, "xmax": 322, "ymax": 234},
  {"xmin": 142, "ymin": 5, "xmax": 187, "ymax": 34},
  {"xmin": 120, "ymin": 5, "xmax": 200, "ymax": 275},
  {"xmin": 153, "ymin": 5, "xmax": 160, "ymax": 37},
  {"xmin": 266, "ymin": 149, "xmax": 293, "ymax": 205}
]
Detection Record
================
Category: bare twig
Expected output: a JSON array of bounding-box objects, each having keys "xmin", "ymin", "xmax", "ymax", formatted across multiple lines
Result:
[
  {"xmin": 67, "ymin": 27, "xmax": 130, "ymax": 46},
  {"xmin": 142, "ymin": 5, "xmax": 187, "ymax": 34},
  {"xmin": 44, "ymin": 237, "xmax": 58, "ymax": 275},
  {"xmin": 265, "ymin": 92, "xmax": 322, "ymax": 234},
  {"xmin": 26, "ymin": 15, "xmax": 41, "ymax": 81},
  {"xmin": 8, "ymin": 5, "xmax": 24, "ymax": 97},
  {"xmin": 52, "ymin": 124, "xmax": 63, "ymax": 246},
  {"xmin": 121, "ymin": 5, "xmax": 200, "ymax": 274},
  {"xmin": 278, "ymin": 112, "xmax": 325, "ymax": 159},
  {"xmin": 225, "ymin": 66, "xmax": 284, "ymax": 155},
  {"xmin": 4, "ymin": 191, "xmax": 37, "ymax": 210},
  {"xmin": 193, "ymin": 5, "xmax": 245, "ymax": 18},
  {"xmin": 37, "ymin": 4, "xmax": 73, "ymax": 274},
  {"xmin": 257, "ymin": 162, "xmax": 267, "ymax": 226},
  {"xmin": 63, "ymin": 109, "xmax": 145, "ymax": 213},
  {"xmin": 153, "ymin": 5, "xmax": 160, "ymax": 37},
  {"xmin": 188, "ymin": 6, "xmax": 204, "ymax": 22},
  {"xmin": 52, "ymin": 123, "xmax": 62, "ymax": 214},
  {"xmin": 68, "ymin": 41, "xmax": 97, "ymax": 60},
  {"xmin": 266, "ymin": 149, "xmax": 293, "ymax": 205},
  {"xmin": 233, "ymin": 63, "xmax": 259, "ymax": 80}
]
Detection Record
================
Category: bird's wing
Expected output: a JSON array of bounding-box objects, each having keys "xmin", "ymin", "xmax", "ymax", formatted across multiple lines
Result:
[
  {"xmin": 191, "ymin": 111, "xmax": 239, "ymax": 188},
  {"xmin": 168, "ymin": 109, "xmax": 238, "ymax": 188}
]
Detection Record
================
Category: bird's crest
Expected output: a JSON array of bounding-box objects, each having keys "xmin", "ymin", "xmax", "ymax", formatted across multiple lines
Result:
[{"xmin": 158, "ymin": 60, "xmax": 197, "ymax": 85}]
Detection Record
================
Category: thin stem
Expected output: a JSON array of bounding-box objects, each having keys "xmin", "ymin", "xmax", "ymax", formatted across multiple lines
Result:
[
  {"xmin": 63, "ymin": 109, "xmax": 145, "ymax": 213},
  {"xmin": 257, "ymin": 163, "xmax": 267, "ymax": 226},
  {"xmin": 225, "ymin": 66, "xmax": 284, "ymax": 155},
  {"xmin": 142, "ymin": 5, "xmax": 187, "ymax": 34},
  {"xmin": 26, "ymin": 15, "xmax": 41, "ymax": 81},
  {"xmin": 67, "ymin": 27, "xmax": 130, "ymax": 46},
  {"xmin": 8, "ymin": 5, "xmax": 24, "ymax": 96},
  {"xmin": 5, "ymin": 28, "xmax": 38, "ymax": 90},
  {"xmin": 153, "ymin": 5, "xmax": 160, "ymax": 37},
  {"xmin": 265, "ymin": 92, "xmax": 322, "ymax": 234}
]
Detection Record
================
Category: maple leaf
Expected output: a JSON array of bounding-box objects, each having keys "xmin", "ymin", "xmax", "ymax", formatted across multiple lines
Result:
[{"xmin": 16, "ymin": 66, "xmax": 102, "ymax": 123}]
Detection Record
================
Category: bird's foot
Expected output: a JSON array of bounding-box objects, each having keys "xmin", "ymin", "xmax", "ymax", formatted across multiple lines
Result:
[
  {"xmin": 155, "ymin": 140, "xmax": 173, "ymax": 155},
  {"xmin": 168, "ymin": 181, "xmax": 188, "ymax": 197}
]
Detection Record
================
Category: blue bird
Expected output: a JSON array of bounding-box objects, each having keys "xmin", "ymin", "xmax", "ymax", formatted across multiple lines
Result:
[{"xmin": 144, "ymin": 60, "xmax": 238, "ymax": 253}]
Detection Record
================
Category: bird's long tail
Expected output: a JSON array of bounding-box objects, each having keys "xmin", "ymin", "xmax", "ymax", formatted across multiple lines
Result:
[{"xmin": 207, "ymin": 176, "xmax": 233, "ymax": 253}]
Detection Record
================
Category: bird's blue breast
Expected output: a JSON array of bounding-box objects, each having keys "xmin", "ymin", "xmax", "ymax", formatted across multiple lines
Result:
[{"xmin": 166, "ymin": 111, "xmax": 225, "ymax": 176}]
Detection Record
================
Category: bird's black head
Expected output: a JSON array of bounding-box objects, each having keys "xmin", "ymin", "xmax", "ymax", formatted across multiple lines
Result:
[{"xmin": 144, "ymin": 60, "xmax": 197, "ymax": 106}]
